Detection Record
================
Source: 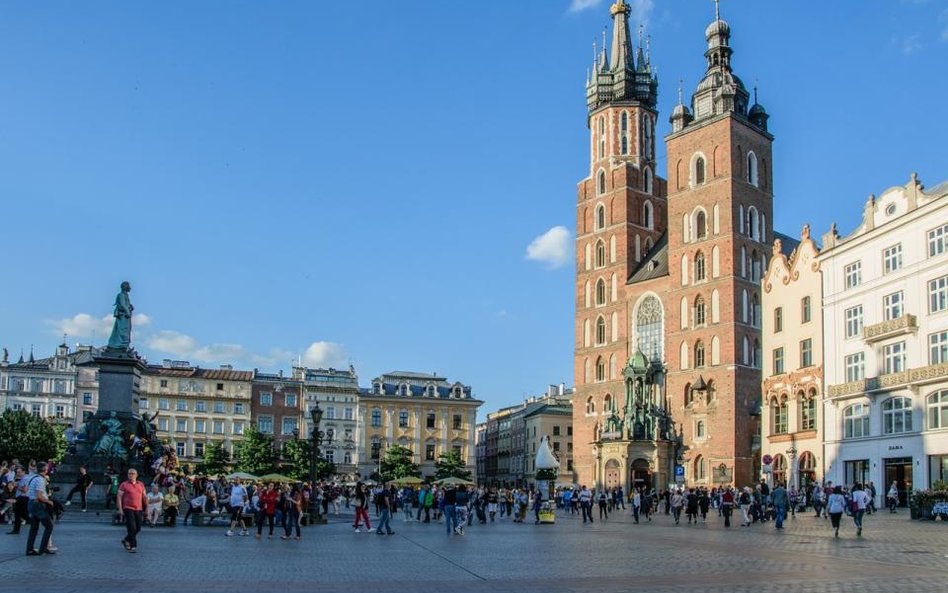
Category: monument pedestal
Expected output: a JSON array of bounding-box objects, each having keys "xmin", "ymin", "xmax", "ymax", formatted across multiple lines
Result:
[{"xmin": 53, "ymin": 350, "xmax": 152, "ymax": 497}]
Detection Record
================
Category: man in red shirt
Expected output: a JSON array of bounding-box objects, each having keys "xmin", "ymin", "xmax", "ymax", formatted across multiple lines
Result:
[{"xmin": 117, "ymin": 468, "xmax": 148, "ymax": 553}]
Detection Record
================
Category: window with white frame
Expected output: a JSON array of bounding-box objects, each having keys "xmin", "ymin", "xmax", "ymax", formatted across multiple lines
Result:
[
  {"xmin": 929, "ymin": 224, "xmax": 948, "ymax": 257},
  {"xmin": 281, "ymin": 417, "xmax": 298, "ymax": 435},
  {"xmin": 883, "ymin": 291, "xmax": 904, "ymax": 321},
  {"xmin": 800, "ymin": 392, "xmax": 817, "ymax": 430},
  {"xmin": 928, "ymin": 391, "xmax": 948, "ymax": 429},
  {"xmin": 371, "ymin": 409, "xmax": 382, "ymax": 427},
  {"xmin": 233, "ymin": 422, "xmax": 244, "ymax": 435},
  {"xmin": 930, "ymin": 276, "xmax": 947, "ymax": 313},
  {"xmin": 774, "ymin": 307, "xmax": 783, "ymax": 333},
  {"xmin": 930, "ymin": 331, "xmax": 948, "ymax": 365},
  {"xmin": 882, "ymin": 397, "xmax": 913, "ymax": 434},
  {"xmin": 845, "ymin": 352, "xmax": 865, "ymax": 382},
  {"xmin": 194, "ymin": 419, "xmax": 206, "ymax": 433},
  {"xmin": 844, "ymin": 261, "xmax": 862, "ymax": 289},
  {"xmin": 176, "ymin": 400, "xmax": 188, "ymax": 411},
  {"xmin": 800, "ymin": 339, "xmax": 813, "ymax": 368},
  {"xmin": 843, "ymin": 403, "xmax": 870, "ymax": 438},
  {"xmin": 773, "ymin": 347, "xmax": 784, "ymax": 375},
  {"xmin": 175, "ymin": 419, "xmax": 187, "ymax": 432},
  {"xmin": 213, "ymin": 401, "xmax": 224, "ymax": 413},
  {"xmin": 257, "ymin": 415, "xmax": 274, "ymax": 434},
  {"xmin": 194, "ymin": 442, "xmax": 205, "ymax": 457},
  {"xmin": 845, "ymin": 305, "xmax": 863, "ymax": 339},
  {"xmin": 195, "ymin": 401, "xmax": 207, "ymax": 413},
  {"xmin": 883, "ymin": 341, "xmax": 906, "ymax": 374},
  {"xmin": 883, "ymin": 244, "xmax": 902, "ymax": 275},
  {"xmin": 260, "ymin": 392, "xmax": 272, "ymax": 406},
  {"xmin": 213, "ymin": 420, "xmax": 224, "ymax": 434},
  {"xmin": 234, "ymin": 402, "xmax": 244, "ymax": 414},
  {"xmin": 695, "ymin": 252, "xmax": 706, "ymax": 281}
]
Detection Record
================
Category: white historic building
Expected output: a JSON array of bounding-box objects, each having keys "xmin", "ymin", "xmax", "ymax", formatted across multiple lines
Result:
[
  {"xmin": 820, "ymin": 174, "xmax": 948, "ymax": 502},
  {"xmin": 0, "ymin": 344, "xmax": 99, "ymax": 427}
]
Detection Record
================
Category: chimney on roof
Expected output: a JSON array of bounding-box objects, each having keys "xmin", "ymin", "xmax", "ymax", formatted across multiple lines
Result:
[
  {"xmin": 220, "ymin": 364, "xmax": 233, "ymax": 370},
  {"xmin": 559, "ymin": 382, "xmax": 566, "ymax": 395},
  {"xmin": 279, "ymin": 369, "xmax": 283, "ymax": 378}
]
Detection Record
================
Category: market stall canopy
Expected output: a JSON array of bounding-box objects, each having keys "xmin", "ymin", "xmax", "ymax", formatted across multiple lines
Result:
[
  {"xmin": 257, "ymin": 473, "xmax": 295, "ymax": 483},
  {"xmin": 225, "ymin": 472, "xmax": 259, "ymax": 481},
  {"xmin": 390, "ymin": 476, "xmax": 424, "ymax": 486},
  {"xmin": 535, "ymin": 435, "xmax": 560, "ymax": 470},
  {"xmin": 434, "ymin": 477, "xmax": 476, "ymax": 487}
]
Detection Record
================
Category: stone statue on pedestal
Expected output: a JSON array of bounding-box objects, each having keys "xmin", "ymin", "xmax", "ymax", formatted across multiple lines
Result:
[{"xmin": 107, "ymin": 281, "xmax": 134, "ymax": 351}]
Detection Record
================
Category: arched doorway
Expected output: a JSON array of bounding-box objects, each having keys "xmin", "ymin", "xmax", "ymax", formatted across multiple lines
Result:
[
  {"xmin": 772, "ymin": 454, "xmax": 787, "ymax": 486},
  {"xmin": 604, "ymin": 459, "xmax": 621, "ymax": 488},
  {"xmin": 797, "ymin": 451, "xmax": 816, "ymax": 490},
  {"xmin": 631, "ymin": 458, "xmax": 651, "ymax": 490}
]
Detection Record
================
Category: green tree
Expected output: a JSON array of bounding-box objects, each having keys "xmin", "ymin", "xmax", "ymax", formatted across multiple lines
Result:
[
  {"xmin": 379, "ymin": 444, "xmax": 420, "ymax": 482},
  {"xmin": 434, "ymin": 448, "xmax": 472, "ymax": 481},
  {"xmin": 280, "ymin": 438, "xmax": 311, "ymax": 481},
  {"xmin": 0, "ymin": 409, "xmax": 66, "ymax": 463},
  {"xmin": 234, "ymin": 425, "xmax": 276, "ymax": 475},
  {"xmin": 196, "ymin": 442, "xmax": 230, "ymax": 475},
  {"xmin": 315, "ymin": 458, "xmax": 337, "ymax": 480}
]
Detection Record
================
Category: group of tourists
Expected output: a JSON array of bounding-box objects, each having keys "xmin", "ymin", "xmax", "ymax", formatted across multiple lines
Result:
[{"xmin": 1, "ymin": 451, "xmax": 897, "ymax": 558}]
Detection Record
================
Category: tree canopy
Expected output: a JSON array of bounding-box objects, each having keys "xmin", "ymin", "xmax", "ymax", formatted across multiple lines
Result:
[
  {"xmin": 233, "ymin": 424, "xmax": 276, "ymax": 475},
  {"xmin": 379, "ymin": 444, "xmax": 420, "ymax": 482},
  {"xmin": 434, "ymin": 448, "xmax": 472, "ymax": 481},
  {"xmin": 0, "ymin": 409, "xmax": 66, "ymax": 463},
  {"xmin": 196, "ymin": 441, "xmax": 230, "ymax": 475}
]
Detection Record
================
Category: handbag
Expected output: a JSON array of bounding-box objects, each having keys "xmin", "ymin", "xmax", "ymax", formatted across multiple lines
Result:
[{"xmin": 849, "ymin": 499, "xmax": 859, "ymax": 513}]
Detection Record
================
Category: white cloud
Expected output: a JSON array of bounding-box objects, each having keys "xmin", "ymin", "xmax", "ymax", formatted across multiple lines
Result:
[
  {"xmin": 901, "ymin": 33, "xmax": 923, "ymax": 54},
  {"xmin": 940, "ymin": 9, "xmax": 948, "ymax": 41},
  {"xmin": 302, "ymin": 341, "xmax": 348, "ymax": 368},
  {"xmin": 526, "ymin": 226, "xmax": 572, "ymax": 269},
  {"xmin": 47, "ymin": 312, "xmax": 151, "ymax": 340},
  {"xmin": 146, "ymin": 330, "xmax": 197, "ymax": 358},
  {"xmin": 568, "ymin": 0, "xmax": 603, "ymax": 12}
]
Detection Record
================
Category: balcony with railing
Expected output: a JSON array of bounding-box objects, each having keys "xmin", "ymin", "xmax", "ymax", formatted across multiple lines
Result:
[
  {"xmin": 827, "ymin": 362, "xmax": 948, "ymax": 397},
  {"xmin": 863, "ymin": 314, "xmax": 917, "ymax": 343}
]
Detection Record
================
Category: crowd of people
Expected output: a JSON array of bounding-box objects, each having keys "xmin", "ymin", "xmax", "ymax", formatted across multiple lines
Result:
[{"xmin": 1, "ymin": 454, "xmax": 906, "ymax": 558}]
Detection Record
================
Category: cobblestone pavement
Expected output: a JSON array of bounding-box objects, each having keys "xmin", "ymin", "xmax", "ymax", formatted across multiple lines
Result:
[{"xmin": 1, "ymin": 506, "xmax": 947, "ymax": 593}]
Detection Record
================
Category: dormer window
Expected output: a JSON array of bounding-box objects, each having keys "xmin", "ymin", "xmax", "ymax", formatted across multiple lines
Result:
[
  {"xmin": 399, "ymin": 383, "xmax": 409, "ymax": 396},
  {"xmin": 427, "ymin": 385, "xmax": 436, "ymax": 397},
  {"xmin": 374, "ymin": 382, "xmax": 382, "ymax": 394},
  {"xmin": 453, "ymin": 386, "xmax": 463, "ymax": 398}
]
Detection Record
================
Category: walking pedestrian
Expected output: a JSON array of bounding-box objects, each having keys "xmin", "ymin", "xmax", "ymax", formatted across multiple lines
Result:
[
  {"xmin": 226, "ymin": 478, "xmax": 249, "ymax": 537},
  {"xmin": 579, "ymin": 485, "xmax": 593, "ymax": 523},
  {"xmin": 887, "ymin": 481, "xmax": 899, "ymax": 513},
  {"xmin": 6, "ymin": 467, "xmax": 27, "ymax": 534},
  {"xmin": 772, "ymin": 482, "xmax": 789, "ymax": 529},
  {"xmin": 850, "ymin": 482, "xmax": 870, "ymax": 536},
  {"xmin": 24, "ymin": 462, "xmax": 55, "ymax": 556},
  {"xmin": 256, "ymin": 483, "xmax": 278, "ymax": 539},
  {"xmin": 281, "ymin": 485, "xmax": 302, "ymax": 540},
  {"xmin": 352, "ymin": 482, "xmax": 371, "ymax": 533},
  {"xmin": 442, "ymin": 486, "xmax": 457, "ymax": 535},
  {"xmin": 827, "ymin": 485, "xmax": 846, "ymax": 537},
  {"xmin": 721, "ymin": 486, "xmax": 735, "ymax": 528},
  {"xmin": 117, "ymin": 468, "xmax": 148, "ymax": 553}
]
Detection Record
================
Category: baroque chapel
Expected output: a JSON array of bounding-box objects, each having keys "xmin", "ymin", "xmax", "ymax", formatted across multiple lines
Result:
[{"xmin": 572, "ymin": 0, "xmax": 794, "ymax": 491}]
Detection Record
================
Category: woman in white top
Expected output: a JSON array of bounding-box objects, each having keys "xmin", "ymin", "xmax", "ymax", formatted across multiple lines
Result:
[{"xmin": 826, "ymin": 485, "xmax": 846, "ymax": 538}]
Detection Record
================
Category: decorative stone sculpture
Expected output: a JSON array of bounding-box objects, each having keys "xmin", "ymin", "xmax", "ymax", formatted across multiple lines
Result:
[{"xmin": 107, "ymin": 281, "xmax": 134, "ymax": 351}]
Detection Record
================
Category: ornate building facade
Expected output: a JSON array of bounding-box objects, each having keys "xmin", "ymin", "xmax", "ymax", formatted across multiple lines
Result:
[
  {"xmin": 295, "ymin": 366, "xmax": 361, "ymax": 480},
  {"xmin": 761, "ymin": 227, "xmax": 821, "ymax": 491},
  {"xmin": 140, "ymin": 361, "xmax": 254, "ymax": 464},
  {"xmin": 820, "ymin": 175, "xmax": 948, "ymax": 501},
  {"xmin": 573, "ymin": 0, "xmax": 789, "ymax": 491},
  {"xmin": 358, "ymin": 371, "xmax": 481, "ymax": 479}
]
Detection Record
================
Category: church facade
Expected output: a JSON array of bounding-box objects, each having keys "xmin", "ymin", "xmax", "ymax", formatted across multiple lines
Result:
[{"xmin": 573, "ymin": 0, "xmax": 791, "ymax": 492}]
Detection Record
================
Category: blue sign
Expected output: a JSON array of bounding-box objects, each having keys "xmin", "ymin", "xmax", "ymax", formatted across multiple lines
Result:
[{"xmin": 674, "ymin": 465, "xmax": 685, "ymax": 477}]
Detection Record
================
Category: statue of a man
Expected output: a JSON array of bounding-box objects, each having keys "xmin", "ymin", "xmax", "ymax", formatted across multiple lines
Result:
[{"xmin": 107, "ymin": 281, "xmax": 134, "ymax": 350}]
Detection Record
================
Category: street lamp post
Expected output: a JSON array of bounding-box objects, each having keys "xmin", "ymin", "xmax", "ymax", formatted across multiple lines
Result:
[{"xmin": 309, "ymin": 403, "xmax": 325, "ymax": 525}]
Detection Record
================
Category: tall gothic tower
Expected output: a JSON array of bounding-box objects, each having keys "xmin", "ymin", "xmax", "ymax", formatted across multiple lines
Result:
[
  {"xmin": 573, "ymin": 0, "xmax": 666, "ymax": 487},
  {"xmin": 663, "ymin": 4, "xmax": 773, "ymax": 488}
]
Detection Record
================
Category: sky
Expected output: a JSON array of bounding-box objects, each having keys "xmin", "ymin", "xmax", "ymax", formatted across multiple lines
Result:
[{"xmin": 1, "ymin": 0, "xmax": 946, "ymax": 417}]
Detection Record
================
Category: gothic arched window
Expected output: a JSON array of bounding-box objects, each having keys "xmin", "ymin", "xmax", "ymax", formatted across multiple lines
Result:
[
  {"xmin": 695, "ymin": 210, "xmax": 707, "ymax": 239},
  {"xmin": 596, "ymin": 279, "xmax": 606, "ymax": 306},
  {"xmin": 695, "ymin": 156, "xmax": 706, "ymax": 185},
  {"xmin": 620, "ymin": 112, "xmax": 629, "ymax": 155},
  {"xmin": 596, "ymin": 316, "xmax": 606, "ymax": 345},
  {"xmin": 694, "ymin": 295, "xmax": 706, "ymax": 326},
  {"xmin": 695, "ymin": 251, "xmax": 706, "ymax": 281},
  {"xmin": 596, "ymin": 240, "xmax": 606, "ymax": 268},
  {"xmin": 635, "ymin": 295, "xmax": 664, "ymax": 363},
  {"xmin": 694, "ymin": 340, "xmax": 706, "ymax": 368},
  {"xmin": 596, "ymin": 204, "xmax": 606, "ymax": 229}
]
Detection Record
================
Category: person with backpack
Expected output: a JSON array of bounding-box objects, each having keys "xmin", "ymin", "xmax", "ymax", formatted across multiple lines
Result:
[
  {"xmin": 685, "ymin": 488, "xmax": 699, "ymax": 524},
  {"xmin": 738, "ymin": 487, "xmax": 752, "ymax": 527},
  {"xmin": 375, "ymin": 486, "xmax": 395, "ymax": 536}
]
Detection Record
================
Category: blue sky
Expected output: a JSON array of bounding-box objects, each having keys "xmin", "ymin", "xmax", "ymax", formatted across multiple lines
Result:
[{"xmin": 1, "ymin": 0, "xmax": 946, "ymax": 415}]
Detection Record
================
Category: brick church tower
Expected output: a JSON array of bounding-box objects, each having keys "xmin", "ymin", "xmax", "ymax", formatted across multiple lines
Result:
[
  {"xmin": 663, "ymin": 2, "xmax": 773, "ymax": 488},
  {"xmin": 572, "ymin": 0, "xmax": 775, "ymax": 491},
  {"xmin": 573, "ymin": 0, "xmax": 666, "ymax": 487}
]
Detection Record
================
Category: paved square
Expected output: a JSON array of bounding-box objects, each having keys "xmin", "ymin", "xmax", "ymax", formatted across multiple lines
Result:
[{"xmin": 1, "ymin": 507, "xmax": 947, "ymax": 593}]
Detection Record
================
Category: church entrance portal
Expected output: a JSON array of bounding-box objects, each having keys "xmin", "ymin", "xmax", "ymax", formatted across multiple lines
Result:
[
  {"xmin": 632, "ymin": 458, "xmax": 651, "ymax": 490},
  {"xmin": 605, "ymin": 459, "xmax": 621, "ymax": 489}
]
